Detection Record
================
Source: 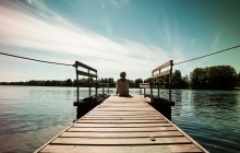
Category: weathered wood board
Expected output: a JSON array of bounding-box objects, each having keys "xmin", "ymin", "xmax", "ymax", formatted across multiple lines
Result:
[{"xmin": 35, "ymin": 95, "xmax": 208, "ymax": 153}]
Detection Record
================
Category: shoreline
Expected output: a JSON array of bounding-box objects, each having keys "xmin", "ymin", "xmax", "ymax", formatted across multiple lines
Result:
[{"xmin": 0, "ymin": 85, "xmax": 239, "ymax": 91}]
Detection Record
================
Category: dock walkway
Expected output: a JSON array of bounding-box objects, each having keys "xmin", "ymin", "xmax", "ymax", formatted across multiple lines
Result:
[{"xmin": 35, "ymin": 95, "xmax": 208, "ymax": 153}]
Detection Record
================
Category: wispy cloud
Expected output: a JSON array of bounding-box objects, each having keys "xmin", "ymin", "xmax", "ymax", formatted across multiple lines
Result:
[
  {"xmin": 210, "ymin": 32, "xmax": 221, "ymax": 51},
  {"xmin": 0, "ymin": 0, "xmax": 172, "ymax": 79}
]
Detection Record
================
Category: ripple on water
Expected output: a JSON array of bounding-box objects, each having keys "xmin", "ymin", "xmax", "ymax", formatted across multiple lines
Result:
[{"xmin": 0, "ymin": 87, "xmax": 240, "ymax": 153}]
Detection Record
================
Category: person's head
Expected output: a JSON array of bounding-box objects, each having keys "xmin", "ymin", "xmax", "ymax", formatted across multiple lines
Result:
[{"xmin": 120, "ymin": 72, "xmax": 126, "ymax": 79}]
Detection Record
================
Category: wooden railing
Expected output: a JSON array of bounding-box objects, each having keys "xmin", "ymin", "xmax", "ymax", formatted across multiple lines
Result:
[
  {"xmin": 73, "ymin": 61, "xmax": 109, "ymax": 103},
  {"xmin": 140, "ymin": 60, "xmax": 173, "ymax": 103}
]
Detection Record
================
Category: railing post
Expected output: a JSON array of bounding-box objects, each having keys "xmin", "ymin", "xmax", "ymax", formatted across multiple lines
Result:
[
  {"xmin": 75, "ymin": 61, "xmax": 79, "ymax": 102},
  {"xmin": 150, "ymin": 83, "xmax": 153, "ymax": 100},
  {"xmin": 158, "ymin": 70, "xmax": 161, "ymax": 98},
  {"xmin": 88, "ymin": 70, "xmax": 91, "ymax": 97},
  {"xmin": 169, "ymin": 60, "xmax": 173, "ymax": 102},
  {"xmin": 95, "ymin": 82, "xmax": 98, "ymax": 97}
]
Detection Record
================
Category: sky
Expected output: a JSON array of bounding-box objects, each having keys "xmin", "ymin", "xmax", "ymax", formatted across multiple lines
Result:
[{"xmin": 0, "ymin": 0, "xmax": 239, "ymax": 82}]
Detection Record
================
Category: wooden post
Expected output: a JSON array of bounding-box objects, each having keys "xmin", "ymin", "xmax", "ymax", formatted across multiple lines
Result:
[
  {"xmin": 75, "ymin": 61, "xmax": 79, "ymax": 102},
  {"xmin": 150, "ymin": 83, "xmax": 153, "ymax": 100},
  {"xmin": 158, "ymin": 70, "xmax": 161, "ymax": 98},
  {"xmin": 95, "ymin": 72, "xmax": 98, "ymax": 97},
  {"xmin": 88, "ymin": 70, "xmax": 91, "ymax": 97},
  {"xmin": 169, "ymin": 60, "xmax": 173, "ymax": 102},
  {"xmin": 94, "ymin": 83, "xmax": 97, "ymax": 102}
]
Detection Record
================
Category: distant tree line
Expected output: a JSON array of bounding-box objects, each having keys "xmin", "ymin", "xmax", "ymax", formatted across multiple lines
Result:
[
  {"xmin": 1, "ymin": 65, "xmax": 239, "ymax": 90},
  {"xmin": 0, "ymin": 79, "xmax": 74, "ymax": 87},
  {"xmin": 143, "ymin": 65, "xmax": 239, "ymax": 90},
  {"xmin": 0, "ymin": 78, "xmax": 144, "ymax": 88},
  {"xmin": 190, "ymin": 65, "xmax": 238, "ymax": 89}
]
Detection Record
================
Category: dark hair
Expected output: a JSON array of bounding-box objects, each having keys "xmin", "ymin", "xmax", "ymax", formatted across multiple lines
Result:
[{"xmin": 120, "ymin": 72, "xmax": 126, "ymax": 77}]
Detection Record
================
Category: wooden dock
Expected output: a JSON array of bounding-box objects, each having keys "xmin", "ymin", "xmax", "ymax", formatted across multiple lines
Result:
[{"xmin": 35, "ymin": 95, "xmax": 208, "ymax": 153}]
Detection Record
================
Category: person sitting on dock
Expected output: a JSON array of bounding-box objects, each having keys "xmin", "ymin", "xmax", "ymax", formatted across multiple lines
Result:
[{"xmin": 116, "ymin": 72, "xmax": 130, "ymax": 96}]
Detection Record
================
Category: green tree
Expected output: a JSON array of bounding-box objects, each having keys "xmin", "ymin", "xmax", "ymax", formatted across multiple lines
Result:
[
  {"xmin": 129, "ymin": 80, "xmax": 134, "ymax": 88},
  {"xmin": 171, "ymin": 70, "xmax": 182, "ymax": 88},
  {"xmin": 191, "ymin": 65, "xmax": 237, "ymax": 89},
  {"xmin": 236, "ymin": 71, "xmax": 240, "ymax": 87},
  {"xmin": 237, "ymin": 71, "xmax": 240, "ymax": 82},
  {"xmin": 190, "ymin": 68, "xmax": 206, "ymax": 89},
  {"xmin": 134, "ymin": 78, "xmax": 143, "ymax": 88},
  {"xmin": 65, "ymin": 79, "xmax": 73, "ymax": 86},
  {"xmin": 182, "ymin": 75, "xmax": 190, "ymax": 88},
  {"xmin": 144, "ymin": 77, "xmax": 153, "ymax": 83}
]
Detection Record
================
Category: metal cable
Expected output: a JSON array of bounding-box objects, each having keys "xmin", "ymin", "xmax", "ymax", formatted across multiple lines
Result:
[
  {"xmin": 0, "ymin": 52, "xmax": 73, "ymax": 67},
  {"xmin": 1, "ymin": 44, "xmax": 239, "ymax": 67},
  {"xmin": 174, "ymin": 45, "xmax": 240, "ymax": 66}
]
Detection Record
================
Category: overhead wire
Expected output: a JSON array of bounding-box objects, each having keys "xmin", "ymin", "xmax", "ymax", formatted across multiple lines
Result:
[
  {"xmin": 1, "ymin": 44, "xmax": 239, "ymax": 67},
  {"xmin": 0, "ymin": 52, "xmax": 73, "ymax": 67},
  {"xmin": 174, "ymin": 45, "xmax": 240, "ymax": 66}
]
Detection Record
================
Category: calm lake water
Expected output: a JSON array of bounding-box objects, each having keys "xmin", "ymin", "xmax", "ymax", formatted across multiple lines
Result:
[{"xmin": 0, "ymin": 86, "xmax": 240, "ymax": 153}]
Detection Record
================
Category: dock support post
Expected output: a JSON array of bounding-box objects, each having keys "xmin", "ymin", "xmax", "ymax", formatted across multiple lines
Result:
[
  {"xmin": 150, "ymin": 83, "xmax": 153, "ymax": 100},
  {"xmin": 95, "ymin": 83, "xmax": 98, "ymax": 97},
  {"xmin": 75, "ymin": 61, "xmax": 79, "ymax": 102},
  {"xmin": 169, "ymin": 60, "xmax": 173, "ymax": 102}
]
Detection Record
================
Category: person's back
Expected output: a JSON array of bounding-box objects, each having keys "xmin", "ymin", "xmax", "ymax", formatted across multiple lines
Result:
[
  {"xmin": 117, "ymin": 79, "xmax": 129, "ymax": 96},
  {"xmin": 116, "ymin": 72, "xmax": 129, "ymax": 96}
]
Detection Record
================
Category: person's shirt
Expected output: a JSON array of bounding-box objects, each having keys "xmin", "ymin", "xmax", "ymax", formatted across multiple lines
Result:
[{"xmin": 116, "ymin": 79, "xmax": 129, "ymax": 96}]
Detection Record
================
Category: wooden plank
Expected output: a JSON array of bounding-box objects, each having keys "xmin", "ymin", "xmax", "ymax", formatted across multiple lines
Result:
[
  {"xmin": 167, "ymin": 115, "xmax": 209, "ymax": 153},
  {"xmin": 102, "ymin": 102, "xmax": 146, "ymax": 104},
  {"xmin": 87, "ymin": 112, "xmax": 159, "ymax": 115},
  {"xmin": 86, "ymin": 114, "xmax": 160, "ymax": 116},
  {"xmin": 35, "ymin": 95, "xmax": 208, "ymax": 153},
  {"xmin": 67, "ymin": 127, "xmax": 177, "ymax": 132},
  {"xmin": 139, "ymin": 83, "xmax": 150, "ymax": 88},
  {"xmin": 73, "ymin": 123, "xmax": 172, "ymax": 128},
  {"xmin": 75, "ymin": 61, "xmax": 97, "ymax": 72},
  {"xmin": 84, "ymin": 115, "xmax": 163, "ymax": 118},
  {"xmin": 85, "ymin": 114, "xmax": 161, "ymax": 117},
  {"xmin": 152, "ymin": 60, "xmax": 172, "ymax": 73},
  {"xmin": 97, "ymin": 105, "xmax": 149, "ymax": 108},
  {"xmin": 77, "ymin": 119, "xmax": 167, "ymax": 124},
  {"xmin": 153, "ymin": 69, "xmax": 170, "ymax": 78},
  {"xmin": 101, "ymin": 103, "xmax": 146, "ymax": 105},
  {"xmin": 39, "ymin": 144, "xmax": 203, "ymax": 153},
  {"xmin": 60, "ymin": 131, "xmax": 184, "ymax": 138},
  {"xmin": 99, "ymin": 104, "xmax": 149, "ymax": 106},
  {"xmin": 94, "ymin": 108, "xmax": 154, "ymax": 111},
  {"xmin": 93, "ymin": 106, "xmax": 155, "ymax": 112},
  {"xmin": 91, "ymin": 109, "xmax": 155, "ymax": 112},
  {"xmin": 51, "ymin": 137, "xmax": 191, "ymax": 145},
  {"xmin": 82, "ymin": 117, "xmax": 165, "ymax": 120},
  {"xmin": 77, "ymin": 70, "xmax": 97, "ymax": 78}
]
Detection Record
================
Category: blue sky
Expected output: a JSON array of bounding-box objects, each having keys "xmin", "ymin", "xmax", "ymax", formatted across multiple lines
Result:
[{"xmin": 0, "ymin": 0, "xmax": 239, "ymax": 82}]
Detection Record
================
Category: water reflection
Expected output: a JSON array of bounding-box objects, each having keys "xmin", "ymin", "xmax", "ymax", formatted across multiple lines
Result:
[
  {"xmin": 0, "ymin": 86, "xmax": 240, "ymax": 153},
  {"xmin": 171, "ymin": 90, "xmax": 240, "ymax": 153}
]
